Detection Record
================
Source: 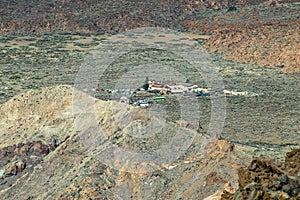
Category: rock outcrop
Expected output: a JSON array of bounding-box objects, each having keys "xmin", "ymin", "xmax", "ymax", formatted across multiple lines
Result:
[{"xmin": 221, "ymin": 149, "xmax": 300, "ymax": 199}]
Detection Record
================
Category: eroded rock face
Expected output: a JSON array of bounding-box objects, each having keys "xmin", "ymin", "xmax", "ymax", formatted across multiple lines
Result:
[
  {"xmin": 6, "ymin": 161, "xmax": 26, "ymax": 176},
  {"xmin": 203, "ymin": 22, "xmax": 300, "ymax": 73},
  {"xmin": 0, "ymin": 139, "xmax": 59, "ymax": 192},
  {"xmin": 0, "ymin": 141, "xmax": 50, "ymax": 166},
  {"xmin": 221, "ymin": 148, "xmax": 300, "ymax": 200},
  {"xmin": 284, "ymin": 149, "xmax": 300, "ymax": 176},
  {"xmin": 206, "ymin": 172, "xmax": 226, "ymax": 187}
]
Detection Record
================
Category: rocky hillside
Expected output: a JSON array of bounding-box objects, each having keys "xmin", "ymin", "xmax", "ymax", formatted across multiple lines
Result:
[
  {"xmin": 203, "ymin": 149, "xmax": 300, "ymax": 199},
  {"xmin": 0, "ymin": 0, "xmax": 299, "ymax": 72},
  {"xmin": 202, "ymin": 15, "xmax": 300, "ymax": 73},
  {"xmin": 0, "ymin": 85, "xmax": 251, "ymax": 199},
  {"xmin": 182, "ymin": 2, "xmax": 300, "ymax": 73},
  {"xmin": 0, "ymin": 0, "xmax": 270, "ymax": 34},
  {"xmin": 221, "ymin": 149, "xmax": 300, "ymax": 199}
]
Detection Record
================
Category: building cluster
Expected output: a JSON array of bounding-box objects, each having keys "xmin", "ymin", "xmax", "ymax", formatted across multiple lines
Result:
[
  {"xmin": 148, "ymin": 80, "xmax": 213, "ymax": 95},
  {"xmin": 94, "ymin": 79, "xmax": 256, "ymax": 107},
  {"xmin": 117, "ymin": 80, "xmax": 217, "ymax": 107}
]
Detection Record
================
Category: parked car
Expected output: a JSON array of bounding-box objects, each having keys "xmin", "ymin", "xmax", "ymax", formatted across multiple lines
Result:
[{"xmin": 196, "ymin": 90, "xmax": 216, "ymax": 96}]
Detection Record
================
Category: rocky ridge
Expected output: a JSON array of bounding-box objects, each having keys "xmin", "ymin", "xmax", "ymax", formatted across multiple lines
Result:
[{"xmin": 0, "ymin": 85, "xmax": 251, "ymax": 199}]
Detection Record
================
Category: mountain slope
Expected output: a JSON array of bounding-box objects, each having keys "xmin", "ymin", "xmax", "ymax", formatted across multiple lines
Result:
[{"xmin": 0, "ymin": 85, "xmax": 251, "ymax": 199}]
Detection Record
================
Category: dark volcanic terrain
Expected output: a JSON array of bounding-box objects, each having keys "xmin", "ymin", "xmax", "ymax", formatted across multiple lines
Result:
[{"xmin": 1, "ymin": 0, "xmax": 299, "ymax": 72}]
